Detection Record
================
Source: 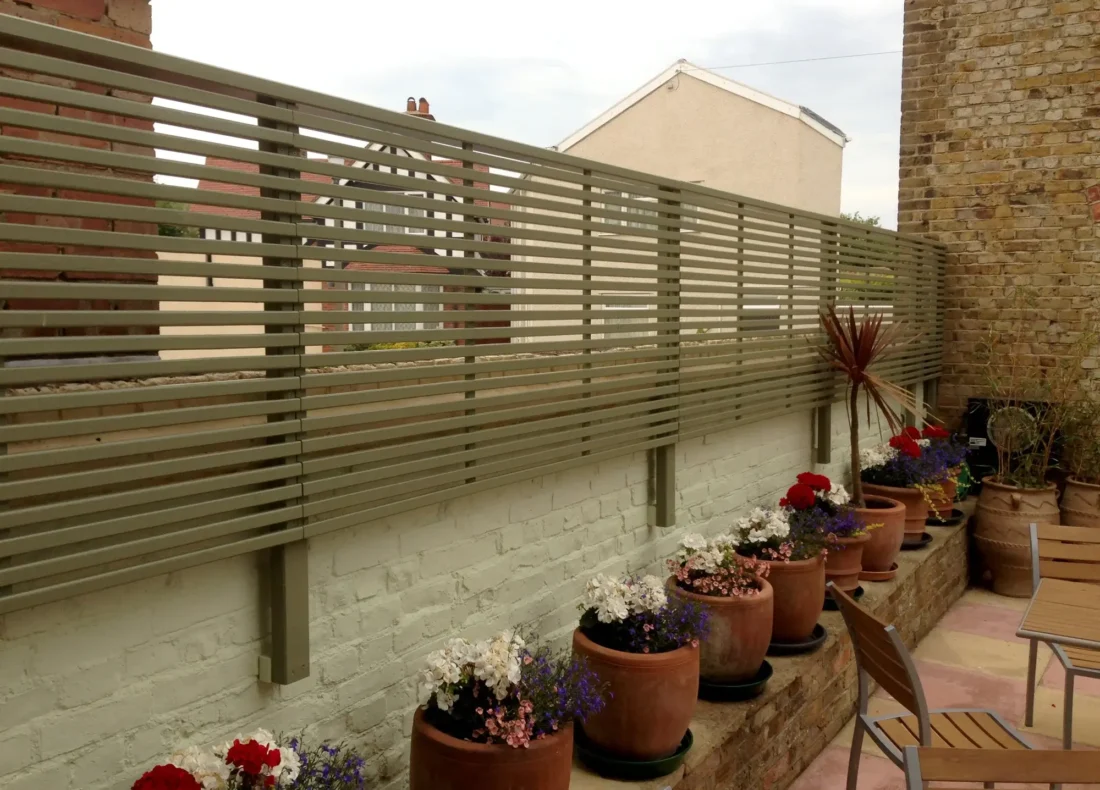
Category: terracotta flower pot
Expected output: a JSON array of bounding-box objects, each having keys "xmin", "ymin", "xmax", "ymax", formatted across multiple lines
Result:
[
  {"xmin": 975, "ymin": 477, "xmax": 1060, "ymax": 597},
  {"xmin": 572, "ymin": 628, "xmax": 698, "ymax": 761},
  {"xmin": 824, "ymin": 531, "xmax": 871, "ymax": 592},
  {"xmin": 1061, "ymin": 478, "xmax": 1100, "ymax": 527},
  {"xmin": 759, "ymin": 552, "xmax": 824, "ymax": 643},
  {"xmin": 668, "ymin": 576, "xmax": 773, "ymax": 683},
  {"xmin": 855, "ymin": 495, "xmax": 906, "ymax": 579},
  {"xmin": 929, "ymin": 468, "xmax": 960, "ymax": 519},
  {"xmin": 862, "ymin": 482, "xmax": 929, "ymax": 541},
  {"xmin": 410, "ymin": 707, "xmax": 573, "ymax": 790}
]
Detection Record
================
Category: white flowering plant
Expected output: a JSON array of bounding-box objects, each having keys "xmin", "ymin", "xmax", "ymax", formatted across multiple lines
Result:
[
  {"xmin": 732, "ymin": 505, "xmax": 829, "ymax": 561},
  {"xmin": 417, "ymin": 630, "xmax": 606, "ymax": 748},
  {"xmin": 668, "ymin": 533, "xmax": 770, "ymax": 597},
  {"xmin": 133, "ymin": 729, "xmax": 310, "ymax": 790},
  {"xmin": 578, "ymin": 573, "xmax": 708, "ymax": 654}
]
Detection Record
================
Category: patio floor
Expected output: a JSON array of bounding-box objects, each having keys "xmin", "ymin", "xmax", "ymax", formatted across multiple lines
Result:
[{"xmin": 789, "ymin": 588, "xmax": 1100, "ymax": 789}]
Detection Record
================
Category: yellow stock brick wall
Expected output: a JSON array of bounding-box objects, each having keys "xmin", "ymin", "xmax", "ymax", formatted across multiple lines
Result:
[{"xmin": 897, "ymin": 0, "xmax": 1100, "ymax": 417}]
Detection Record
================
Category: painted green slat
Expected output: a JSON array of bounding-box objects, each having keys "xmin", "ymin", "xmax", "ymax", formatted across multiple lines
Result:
[
  {"xmin": 0, "ymin": 398, "xmax": 299, "ymax": 444},
  {"xmin": 0, "ymin": 531, "xmax": 301, "ymax": 616},
  {"xmin": 4, "ymin": 464, "xmax": 302, "ymax": 530},
  {"xmin": 0, "ymin": 507, "xmax": 299, "ymax": 586},
  {"xmin": 0, "ymin": 485, "xmax": 300, "ymax": 558}
]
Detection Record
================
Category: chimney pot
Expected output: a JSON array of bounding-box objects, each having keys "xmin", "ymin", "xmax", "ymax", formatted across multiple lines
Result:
[
  {"xmin": 406, "ymin": 97, "xmax": 417, "ymax": 112},
  {"xmin": 418, "ymin": 97, "xmax": 430, "ymax": 114}
]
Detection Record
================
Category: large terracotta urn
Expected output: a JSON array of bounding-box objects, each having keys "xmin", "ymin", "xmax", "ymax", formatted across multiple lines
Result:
[
  {"xmin": 862, "ymin": 482, "xmax": 929, "ymax": 542},
  {"xmin": 824, "ymin": 531, "xmax": 871, "ymax": 592},
  {"xmin": 855, "ymin": 495, "xmax": 906, "ymax": 580},
  {"xmin": 572, "ymin": 628, "xmax": 698, "ymax": 761},
  {"xmin": 669, "ymin": 576, "xmax": 773, "ymax": 683},
  {"xmin": 758, "ymin": 552, "xmax": 824, "ymax": 643},
  {"xmin": 410, "ymin": 708, "xmax": 573, "ymax": 790},
  {"xmin": 975, "ymin": 478, "xmax": 1060, "ymax": 597},
  {"xmin": 1061, "ymin": 478, "xmax": 1100, "ymax": 527}
]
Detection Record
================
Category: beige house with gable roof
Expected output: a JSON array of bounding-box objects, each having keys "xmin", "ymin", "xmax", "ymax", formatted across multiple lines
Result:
[{"xmin": 509, "ymin": 60, "xmax": 848, "ymax": 343}]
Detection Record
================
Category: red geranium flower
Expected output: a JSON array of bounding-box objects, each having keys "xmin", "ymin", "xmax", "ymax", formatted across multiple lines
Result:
[
  {"xmin": 888, "ymin": 433, "xmax": 922, "ymax": 458},
  {"xmin": 132, "ymin": 765, "xmax": 201, "ymax": 790},
  {"xmin": 784, "ymin": 483, "xmax": 817, "ymax": 510},
  {"xmin": 796, "ymin": 472, "xmax": 832, "ymax": 492},
  {"xmin": 922, "ymin": 425, "xmax": 950, "ymax": 440},
  {"xmin": 903, "ymin": 426, "xmax": 922, "ymax": 441},
  {"xmin": 226, "ymin": 739, "xmax": 280, "ymax": 778}
]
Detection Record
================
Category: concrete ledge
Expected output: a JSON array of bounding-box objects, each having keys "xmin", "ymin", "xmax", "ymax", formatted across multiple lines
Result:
[{"xmin": 571, "ymin": 512, "xmax": 971, "ymax": 790}]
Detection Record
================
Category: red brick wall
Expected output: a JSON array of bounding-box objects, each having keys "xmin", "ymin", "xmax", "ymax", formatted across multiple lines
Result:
[
  {"xmin": 0, "ymin": 0, "xmax": 155, "ymax": 349},
  {"xmin": 897, "ymin": 0, "xmax": 1099, "ymax": 418}
]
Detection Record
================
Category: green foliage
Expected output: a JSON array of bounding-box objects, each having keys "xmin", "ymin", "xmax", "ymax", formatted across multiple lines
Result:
[
  {"xmin": 1062, "ymin": 398, "xmax": 1100, "ymax": 485},
  {"xmin": 156, "ymin": 200, "xmax": 199, "ymax": 238},
  {"xmin": 344, "ymin": 340, "xmax": 454, "ymax": 352},
  {"xmin": 976, "ymin": 287, "xmax": 1098, "ymax": 489},
  {"xmin": 841, "ymin": 211, "xmax": 881, "ymax": 227}
]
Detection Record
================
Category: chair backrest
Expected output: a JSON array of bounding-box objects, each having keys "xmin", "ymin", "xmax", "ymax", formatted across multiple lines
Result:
[
  {"xmin": 1030, "ymin": 522, "xmax": 1100, "ymax": 590},
  {"xmin": 829, "ymin": 583, "xmax": 930, "ymax": 733},
  {"xmin": 903, "ymin": 745, "xmax": 1100, "ymax": 787}
]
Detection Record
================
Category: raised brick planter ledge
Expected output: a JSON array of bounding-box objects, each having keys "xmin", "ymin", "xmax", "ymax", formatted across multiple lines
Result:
[{"xmin": 570, "ymin": 512, "xmax": 970, "ymax": 790}]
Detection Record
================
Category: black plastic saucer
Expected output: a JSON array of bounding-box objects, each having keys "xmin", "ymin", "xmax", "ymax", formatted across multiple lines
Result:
[
  {"xmin": 699, "ymin": 660, "xmax": 773, "ymax": 702},
  {"xmin": 824, "ymin": 585, "xmax": 863, "ymax": 611},
  {"xmin": 901, "ymin": 532, "xmax": 933, "ymax": 551},
  {"xmin": 575, "ymin": 728, "xmax": 693, "ymax": 780},
  {"xmin": 927, "ymin": 508, "xmax": 966, "ymax": 527},
  {"xmin": 768, "ymin": 623, "xmax": 827, "ymax": 656}
]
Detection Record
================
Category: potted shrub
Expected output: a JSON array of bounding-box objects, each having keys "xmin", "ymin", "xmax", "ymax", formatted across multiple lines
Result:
[
  {"xmin": 573, "ymin": 573, "xmax": 706, "ymax": 764},
  {"xmin": 861, "ymin": 428, "xmax": 949, "ymax": 545},
  {"xmin": 412, "ymin": 630, "xmax": 605, "ymax": 790},
  {"xmin": 733, "ymin": 506, "xmax": 828, "ymax": 643},
  {"xmin": 817, "ymin": 306, "xmax": 913, "ymax": 576},
  {"xmin": 782, "ymin": 472, "xmax": 872, "ymax": 592},
  {"xmin": 921, "ymin": 425, "xmax": 970, "ymax": 520},
  {"xmin": 973, "ymin": 291, "xmax": 1095, "ymax": 596},
  {"xmin": 667, "ymin": 533, "xmax": 773, "ymax": 683},
  {"xmin": 1060, "ymin": 398, "xmax": 1100, "ymax": 527}
]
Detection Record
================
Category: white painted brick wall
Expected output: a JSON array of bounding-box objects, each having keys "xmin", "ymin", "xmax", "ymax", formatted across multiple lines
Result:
[{"xmin": 0, "ymin": 402, "xmax": 898, "ymax": 790}]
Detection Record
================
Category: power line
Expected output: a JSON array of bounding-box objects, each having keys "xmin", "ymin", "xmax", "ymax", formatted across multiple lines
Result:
[{"xmin": 691, "ymin": 50, "xmax": 902, "ymax": 70}]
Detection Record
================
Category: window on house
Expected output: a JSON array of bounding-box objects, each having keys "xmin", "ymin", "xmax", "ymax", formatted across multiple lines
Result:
[
  {"xmin": 600, "ymin": 302, "xmax": 652, "ymax": 340},
  {"xmin": 348, "ymin": 282, "xmax": 442, "ymax": 332},
  {"xmin": 602, "ymin": 191, "xmax": 660, "ymax": 230},
  {"xmin": 357, "ymin": 193, "xmax": 428, "ymax": 236},
  {"xmin": 420, "ymin": 284, "xmax": 441, "ymax": 330}
]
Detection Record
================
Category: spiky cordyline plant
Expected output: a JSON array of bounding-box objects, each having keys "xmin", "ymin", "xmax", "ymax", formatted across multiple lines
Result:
[{"xmin": 817, "ymin": 306, "xmax": 918, "ymax": 507}]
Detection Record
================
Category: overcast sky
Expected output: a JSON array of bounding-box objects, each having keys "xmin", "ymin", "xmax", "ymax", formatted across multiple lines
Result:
[{"xmin": 152, "ymin": 0, "xmax": 905, "ymax": 228}]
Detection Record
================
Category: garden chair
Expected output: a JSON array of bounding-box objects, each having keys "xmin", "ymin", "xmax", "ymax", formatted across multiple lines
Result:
[
  {"xmin": 829, "ymin": 583, "xmax": 1036, "ymax": 790},
  {"xmin": 1021, "ymin": 523, "xmax": 1100, "ymax": 748},
  {"xmin": 903, "ymin": 745, "xmax": 1100, "ymax": 788}
]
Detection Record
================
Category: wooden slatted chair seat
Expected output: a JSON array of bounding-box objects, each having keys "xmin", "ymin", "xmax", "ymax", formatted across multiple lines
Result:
[
  {"xmin": 903, "ymin": 746, "xmax": 1100, "ymax": 789},
  {"xmin": 829, "ymin": 583, "xmax": 1041, "ymax": 790},
  {"xmin": 1023, "ymin": 523, "xmax": 1100, "ymax": 750},
  {"xmin": 869, "ymin": 710, "xmax": 1029, "ymax": 759}
]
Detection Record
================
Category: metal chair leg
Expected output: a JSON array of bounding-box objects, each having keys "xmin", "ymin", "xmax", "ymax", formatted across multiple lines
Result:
[
  {"xmin": 1025, "ymin": 639, "xmax": 1038, "ymax": 727},
  {"xmin": 847, "ymin": 718, "xmax": 864, "ymax": 790},
  {"xmin": 1064, "ymin": 671, "xmax": 1075, "ymax": 750}
]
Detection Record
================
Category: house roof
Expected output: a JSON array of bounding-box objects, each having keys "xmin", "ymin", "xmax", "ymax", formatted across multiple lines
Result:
[{"xmin": 554, "ymin": 59, "xmax": 849, "ymax": 153}]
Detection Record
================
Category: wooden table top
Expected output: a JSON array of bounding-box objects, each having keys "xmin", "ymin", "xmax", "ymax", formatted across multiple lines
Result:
[{"xmin": 1017, "ymin": 578, "xmax": 1100, "ymax": 650}]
